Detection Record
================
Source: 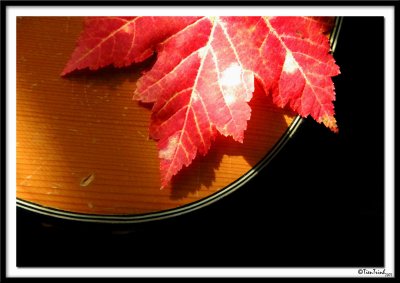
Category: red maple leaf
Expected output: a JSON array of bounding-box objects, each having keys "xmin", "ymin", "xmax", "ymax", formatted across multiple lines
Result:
[{"xmin": 62, "ymin": 16, "xmax": 340, "ymax": 188}]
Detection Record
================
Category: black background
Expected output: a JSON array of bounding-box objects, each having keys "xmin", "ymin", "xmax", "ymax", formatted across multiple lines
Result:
[{"xmin": 16, "ymin": 17, "xmax": 385, "ymax": 268}]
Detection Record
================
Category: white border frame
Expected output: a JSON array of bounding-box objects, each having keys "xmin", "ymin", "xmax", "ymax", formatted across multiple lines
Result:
[{"xmin": 6, "ymin": 6, "xmax": 395, "ymax": 278}]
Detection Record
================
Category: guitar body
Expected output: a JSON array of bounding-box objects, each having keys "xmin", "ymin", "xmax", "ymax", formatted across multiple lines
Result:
[{"xmin": 16, "ymin": 17, "xmax": 339, "ymax": 223}]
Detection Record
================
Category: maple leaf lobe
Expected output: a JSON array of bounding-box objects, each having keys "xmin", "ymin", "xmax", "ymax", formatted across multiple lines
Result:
[
  {"xmin": 61, "ymin": 16, "xmax": 202, "ymax": 76},
  {"xmin": 132, "ymin": 17, "xmax": 256, "ymax": 187}
]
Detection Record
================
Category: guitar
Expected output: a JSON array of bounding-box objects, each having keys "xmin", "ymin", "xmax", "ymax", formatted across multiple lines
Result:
[{"xmin": 16, "ymin": 16, "xmax": 341, "ymax": 223}]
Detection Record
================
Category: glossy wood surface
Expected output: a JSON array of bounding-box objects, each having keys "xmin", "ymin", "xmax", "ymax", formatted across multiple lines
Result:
[{"xmin": 16, "ymin": 17, "xmax": 295, "ymax": 216}]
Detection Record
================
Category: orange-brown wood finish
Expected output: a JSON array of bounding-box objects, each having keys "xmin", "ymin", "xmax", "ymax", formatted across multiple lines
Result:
[{"xmin": 16, "ymin": 17, "xmax": 296, "ymax": 216}]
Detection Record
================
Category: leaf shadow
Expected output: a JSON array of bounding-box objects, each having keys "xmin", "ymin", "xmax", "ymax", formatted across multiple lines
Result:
[
  {"xmin": 169, "ymin": 81, "xmax": 296, "ymax": 200},
  {"xmin": 62, "ymin": 54, "xmax": 157, "ymax": 91}
]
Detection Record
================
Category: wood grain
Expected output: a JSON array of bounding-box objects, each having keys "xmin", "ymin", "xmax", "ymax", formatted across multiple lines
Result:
[{"xmin": 16, "ymin": 17, "xmax": 296, "ymax": 217}]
